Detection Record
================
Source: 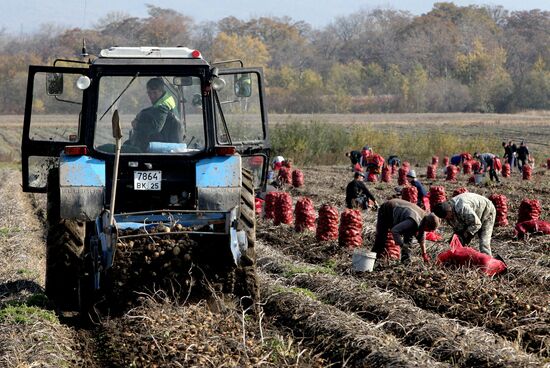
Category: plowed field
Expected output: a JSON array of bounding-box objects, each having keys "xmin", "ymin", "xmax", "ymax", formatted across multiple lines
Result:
[{"xmin": 0, "ymin": 115, "xmax": 549, "ymax": 367}]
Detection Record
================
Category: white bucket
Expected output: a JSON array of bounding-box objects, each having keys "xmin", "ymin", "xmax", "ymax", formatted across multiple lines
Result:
[
  {"xmin": 474, "ymin": 173, "xmax": 484, "ymax": 185},
  {"xmin": 352, "ymin": 249, "xmax": 377, "ymax": 272}
]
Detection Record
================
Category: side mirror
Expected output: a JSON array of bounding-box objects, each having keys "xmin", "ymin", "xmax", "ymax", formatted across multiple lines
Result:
[
  {"xmin": 234, "ymin": 73, "xmax": 252, "ymax": 98},
  {"xmin": 46, "ymin": 73, "xmax": 63, "ymax": 95}
]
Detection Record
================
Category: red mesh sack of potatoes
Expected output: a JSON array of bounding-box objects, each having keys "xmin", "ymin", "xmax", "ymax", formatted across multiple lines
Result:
[
  {"xmin": 445, "ymin": 165, "xmax": 459, "ymax": 181},
  {"xmin": 522, "ymin": 164, "xmax": 532, "ymax": 180},
  {"xmin": 338, "ymin": 209, "xmax": 363, "ymax": 248},
  {"xmin": 316, "ymin": 204, "xmax": 339, "ymax": 241},
  {"xmin": 432, "ymin": 156, "xmax": 439, "ymax": 166},
  {"xmin": 294, "ymin": 197, "xmax": 316, "ymax": 232},
  {"xmin": 398, "ymin": 167, "xmax": 409, "ymax": 185},
  {"xmin": 278, "ymin": 167, "xmax": 292, "ymax": 184},
  {"xmin": 452, "ymin": 187, "xmax": 468, "ymax": 197},
  {"xmin": 375, "ymin": 154, "xmax": 385, "ymax": 168},
  {"xmin": 402, "ymin": 161, "xmax": 410, "ymax": 169},
  {"xmin": 291, "ymin": 169, "xmax": 304, "ymax": 187},
  {"xmin": 425, "ymin": 231, "xmax": 443, "ymax": 242},
  {"xmin": 426, "ymin": 165, "xmax": 436, "ymax": 180},
  {"xmin": 429, "ymin": 186, "xmax": 447, "ymax": 209},
  {"xmin": 381, "ymin": 166, "xmax": 391, "ymax": 183},
  {"xmin": 462, "ymin": 161, "xmax": 472, "ymax": 175},
  {"xmin": 515, "ymin": 219, "xmax": 550, "ymax": 238},
  {"xmin": 422, "ymin": 196, "xmax": 431, "ymax": 212},
  {"xmin": 274, "ymin": 192, "xmax": 293, "ymax": 225},
  {"xmin": 436, "ymin": 235, "xmax": 507, "ymax": 277},
  {"xmin": 384, "ymin": 231, "xmax": 400, "ymax": 260},
  {"xmin": 401, "ymin": 186, "xmax": 418, "ymax": 204},
  {"xmin": 443, "ymin": 156, "xmax": 449, "ymax": 166},
  {"xmin": 517, "ymin": 199, "xmax": 542, "ymax": 224},
  {"xmin": 501, "ymin": 163, "xmax": 510, "ymax": 178},
  {"xmin": 367, "ymin": 171, "xmax": 378, "ymax": 182},
  {"xmin": 254, "ymin": 197, "xmax": 264, "ymax": 217},
  {"xmin": 471, "ymin": 161, "xmax": 481, "ymax": 173},
  {"xmin": 264, "ymin": 192, "xmax": 280, "ymax": 220},
  {"xmin": 488, "ymin": 194, "xmax": 508, "ymax": 227}
]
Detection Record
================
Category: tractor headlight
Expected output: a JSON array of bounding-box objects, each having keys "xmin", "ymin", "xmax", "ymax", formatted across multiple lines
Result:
[{"xmin": 76, "ymin": 75, "xmax": 91, "ymax": 90}]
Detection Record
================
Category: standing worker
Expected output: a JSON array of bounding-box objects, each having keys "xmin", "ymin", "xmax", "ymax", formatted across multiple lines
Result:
[
  {"xmin": 474, "ymin": 152, "xmax": 500, "ymax": 183},
  {"xmin": 406, "ymin": 170, "xmax": 428, "ymax": 209},
  {"xmin": 509, "ymin": 141, "xmax": 518, "ymax": 169},
  {"xmin": 516, "ymin": 141, "xmax": 531, "ymax": 172},
  {"xmin": 345, "ymin": 172, "xmax": 378, "ymax": 210},
  {"xmin": 432, "ymin": 192, "xmax": 496, "ymax": 256},
  {"xmin": 372, "ymin": 199, "xmax": 440, "ymax": 264},
  {"xmin": 502, "ymin": 141, "xmax": 514, "ymax": 169}
]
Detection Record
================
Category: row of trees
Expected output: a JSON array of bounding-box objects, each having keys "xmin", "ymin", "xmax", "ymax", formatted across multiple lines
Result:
[{"xmin": 0, "ymin": 3, "xmax": 548, "ymax": 114}]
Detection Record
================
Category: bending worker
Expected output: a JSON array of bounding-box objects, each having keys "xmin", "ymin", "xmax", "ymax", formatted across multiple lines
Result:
[
  {"xmin": 432, "ymin": 192, "xmax": 496, "ymax": 255},
  {"xmin": 474, "ymin": 152, "xmax": 500, "ymax": 183},
  {"xmin": 345, "ymin": 172, "xmax": 378, "ymax": 210},
  {"xmin": 372, "ymin": 199, "xmax": 440, "ymax": 264}
]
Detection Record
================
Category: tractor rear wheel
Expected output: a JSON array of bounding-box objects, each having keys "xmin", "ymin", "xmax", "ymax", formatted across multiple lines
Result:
[
  {"xmin": 45, "ymin": 170, "xmax": 85, "ymax": 310},
  {"xmin": 234, "ymin": 169, "xmax": 259, "ymax": 312}
]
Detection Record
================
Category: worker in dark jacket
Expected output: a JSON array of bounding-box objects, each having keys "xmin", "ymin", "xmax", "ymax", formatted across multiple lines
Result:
[
  {"xmin": 127, "ymin": 77, "xmax": 183, "ymax": 152},
  {"xmin": 502, "ymin": 141, "xmax": 515, "ymax": 169},
  {"xmin": 516, "ymin": 141, "xmax": 530, "ymax": 172},
  {"xmin": 345, "ymin": 172, "xmax": 378, "ymax": 210},
  {"xmin": 406, "ymin": 170, "xmax": 428, "ymax": 208},
  {"xmin": 372, "ymin": 199, "xmax": 440, "ymax": 264}
]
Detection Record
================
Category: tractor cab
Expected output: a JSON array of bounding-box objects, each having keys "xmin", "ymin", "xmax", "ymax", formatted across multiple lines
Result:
[{"xmin": 22, "ymin": 47, "xmax": 270, "ymax": 199}]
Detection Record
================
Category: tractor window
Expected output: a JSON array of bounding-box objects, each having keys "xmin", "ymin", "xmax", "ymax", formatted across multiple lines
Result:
[
  {"xmin": 29, "ymin": 72, "xmax": 82, "ymax": 142},
  {"xmin": 94, "ymin": 75, "xmax": 205, "ymax": 154},
  {"xmin": 215, "ymin": 72, "xmax": 264, "ymax": 144}
]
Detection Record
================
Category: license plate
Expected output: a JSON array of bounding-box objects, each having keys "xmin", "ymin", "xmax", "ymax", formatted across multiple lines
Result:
[{"xmin": 134, "ymin": 171, "xmax": 162, "ymax": 190}]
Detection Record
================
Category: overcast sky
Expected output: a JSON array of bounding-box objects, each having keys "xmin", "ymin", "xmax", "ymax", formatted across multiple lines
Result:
[{"xmin": 2, "ymin": 0, "xmax": 548, "ymax": 34}]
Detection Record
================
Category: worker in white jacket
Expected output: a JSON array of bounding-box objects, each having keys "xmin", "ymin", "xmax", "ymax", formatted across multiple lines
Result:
[{"xmin": 432, "ymin": 192, "xmax": 496, "ymax": 255}]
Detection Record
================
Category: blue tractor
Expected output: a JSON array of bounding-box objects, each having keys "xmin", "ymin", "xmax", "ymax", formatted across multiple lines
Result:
[{"xmin": 21, "ymin": 47, "xmax": 270, "ymax": 314}]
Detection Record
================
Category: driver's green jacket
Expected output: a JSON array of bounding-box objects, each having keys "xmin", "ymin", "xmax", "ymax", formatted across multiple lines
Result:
[
  {"xmin": 154, "ymin": 92, "xmax": 177, "ymax": 111},
  {"xmin": 129, "ymin": 92, "xmax": 181, "ymax": 151}
]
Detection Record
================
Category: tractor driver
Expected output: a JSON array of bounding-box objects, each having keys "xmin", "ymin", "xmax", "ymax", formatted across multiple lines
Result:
[{"xmin": 125, "ymin": 77, "xmax": 183, "ymax": 152}]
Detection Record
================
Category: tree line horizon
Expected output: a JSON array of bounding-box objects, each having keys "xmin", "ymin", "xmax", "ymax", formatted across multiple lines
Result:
[{"xmin": 0, "ymin": 2, "xmax": 548, "ymax": 114}]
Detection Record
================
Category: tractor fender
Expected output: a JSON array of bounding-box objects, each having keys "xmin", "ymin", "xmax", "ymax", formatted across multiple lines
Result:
[
  {"xmin": 59, "ymin": 154, "xmax": 105, "ymax": 221},
  {"xmin": 196, "ymin": 155, "xmax": 241, "ymax": 211}
]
